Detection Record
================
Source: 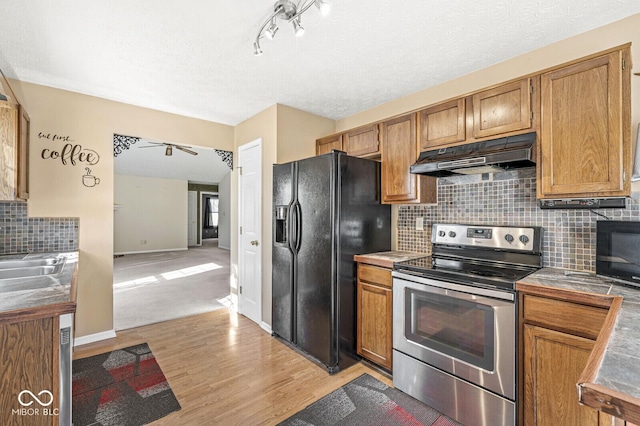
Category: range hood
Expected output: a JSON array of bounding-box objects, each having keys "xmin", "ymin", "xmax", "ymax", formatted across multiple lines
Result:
[{"xmin": 410, "ymin": 132, "xmax": 536, "ymax": 177}]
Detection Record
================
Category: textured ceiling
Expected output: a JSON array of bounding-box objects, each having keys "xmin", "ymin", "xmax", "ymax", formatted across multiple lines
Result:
[{"xmin": 0, "ymin": 1, "xmax": 639, "ymax": 127}]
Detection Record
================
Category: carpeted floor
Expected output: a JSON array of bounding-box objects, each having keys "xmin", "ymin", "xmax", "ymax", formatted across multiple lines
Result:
[
  {"xmin": 113, "ymin": 239, "xmax": 231, "ymax": 330},
  {"xmin": 72, "ymin": 343, "xmax": 181, "ymax": 426},
  {"xmin": 278, "ymin": 373, "xmax": 462, "ymax": 426}
]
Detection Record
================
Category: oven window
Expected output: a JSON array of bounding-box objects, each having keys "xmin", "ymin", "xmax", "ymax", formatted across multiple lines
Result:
[{"xmin": 405, "ymin": 289, "xmax": 495, "ymax": 371}]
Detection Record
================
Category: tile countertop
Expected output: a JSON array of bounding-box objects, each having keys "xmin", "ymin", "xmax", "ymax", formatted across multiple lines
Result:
[
  {"xmin": 0, "ymin": 251, "xmax": 78, "ymax": 321},
  {"xmin": 518, "ymin": 268, "xmax": 640, "ymax": 423},
  {"xmin": 353, "ymin": 251, "xmax": 427, "ymax": 269}
]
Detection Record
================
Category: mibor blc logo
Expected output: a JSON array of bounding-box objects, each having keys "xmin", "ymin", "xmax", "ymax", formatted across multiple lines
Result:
[{"xmin": 12, "ymin": 390, "xmax": 59, "ymax": 417}]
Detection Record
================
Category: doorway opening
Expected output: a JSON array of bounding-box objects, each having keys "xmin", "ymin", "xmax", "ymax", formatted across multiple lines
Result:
[{"xmin": 113, "ymin": 134, "xmax": 233, "ymax": 330}]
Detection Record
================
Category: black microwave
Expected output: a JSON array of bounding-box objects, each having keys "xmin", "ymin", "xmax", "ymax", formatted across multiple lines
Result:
[{"xmin": 596, "ymin": 220, "xmax": 640, "ymax": 287}]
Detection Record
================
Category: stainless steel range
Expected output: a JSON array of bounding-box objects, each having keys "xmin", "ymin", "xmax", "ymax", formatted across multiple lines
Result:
[{"xmin": 393, "ymin": 223, "xmax": 542, "ymax": 426}]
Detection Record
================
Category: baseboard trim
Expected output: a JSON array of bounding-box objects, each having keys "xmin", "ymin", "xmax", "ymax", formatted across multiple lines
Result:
[
  {"xmin": 218, "ymin": 245, "xmax": 230, "ymax": 250},
  {"xmin": 114, "ymin": 248, "xmax": 187, "ymax": 255},
  {"xmin": 260, "ymin": 321, "xmax": 272, "ymax": 334},
  {"xmin": 74, "ymin": 329, "xmax": 117, "ymax": 347}
]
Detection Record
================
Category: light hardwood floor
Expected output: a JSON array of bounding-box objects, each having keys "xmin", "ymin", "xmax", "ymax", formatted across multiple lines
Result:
[{"xmin": 73, "ymin": 309, "xmax": 392, "ymax": 425}]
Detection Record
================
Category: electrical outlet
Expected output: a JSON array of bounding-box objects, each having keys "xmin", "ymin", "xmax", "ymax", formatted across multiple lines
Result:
[{"xmin": 415, "ymin": 217, "xmax": 424, "ymax": 231}]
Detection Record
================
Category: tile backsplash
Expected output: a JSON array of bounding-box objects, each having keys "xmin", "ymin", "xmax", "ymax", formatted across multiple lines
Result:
[
  {"xmin": 0, "ymin": 201, "xmax": 79, "ymax": 255},
  {"xmin": 398, "ymin": 167, "xmax": 640, "ymax": 271}
]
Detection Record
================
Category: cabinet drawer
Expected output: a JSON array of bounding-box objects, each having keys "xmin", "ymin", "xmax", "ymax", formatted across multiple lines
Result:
[
  {"xmin": 357, "ymin": 264, "xmax": 392, "ymax": 288},
  {"xmin": 522, "ymin": 294, "xmax": 608, "ymax": 340}
]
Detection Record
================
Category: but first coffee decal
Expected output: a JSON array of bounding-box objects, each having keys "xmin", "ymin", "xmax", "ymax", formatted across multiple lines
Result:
[{"xmin": 38, "ymin": 132, "xmax": 102, "ymax": 188}]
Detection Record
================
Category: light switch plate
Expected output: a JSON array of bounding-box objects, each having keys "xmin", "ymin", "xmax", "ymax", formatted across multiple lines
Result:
[{"xmin": 415, "ymin": 217, "xmax": 424, "ymax": 231}]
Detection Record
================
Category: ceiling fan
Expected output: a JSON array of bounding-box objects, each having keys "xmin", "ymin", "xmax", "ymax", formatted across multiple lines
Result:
[{"xmin": 139, "ymin": 142, "xmax": 198, "ymax": 156}]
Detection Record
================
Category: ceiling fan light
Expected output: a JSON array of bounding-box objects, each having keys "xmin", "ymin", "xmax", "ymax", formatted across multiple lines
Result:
[
  {"xmin": 165, "ymin": 145, "xmax": 173, "ymax": 156},
  {"xmin": 266, "ymin": 20, "xmax": 279, "ymax": 39},
  {"xmin": 253, "ymin": 41, "xmax": 263, "ymax": 56},
  {"xmin": 315, "ymin": 0, "xmax": 330, "ymax": 16},
  {"xmin": 292, "ymin": 18, "xmax": 304, "ymax": 37}
]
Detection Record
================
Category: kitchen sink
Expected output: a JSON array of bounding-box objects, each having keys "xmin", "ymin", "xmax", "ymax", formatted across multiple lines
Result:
[
  {"xmin": 0, "ymin": 256, "xmax": 66, "ymax": 281},
  {"xmin": 0, "ymin": 257, "xmax": 64, "ymax": 270}
]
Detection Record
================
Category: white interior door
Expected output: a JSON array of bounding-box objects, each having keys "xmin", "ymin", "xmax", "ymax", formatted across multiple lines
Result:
[
  {"xmin": 238, "ymin": 139, "xmax": 262, "ymax": 325},
  {"xmin": 187, "ymin": 191, "xmax": 197, "ymax": 246}
]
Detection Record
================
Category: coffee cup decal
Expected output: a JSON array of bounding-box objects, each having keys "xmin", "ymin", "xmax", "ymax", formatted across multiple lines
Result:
[{"xmin": 83, "ymin": 167, "xmax": 100, "ymax": 187}]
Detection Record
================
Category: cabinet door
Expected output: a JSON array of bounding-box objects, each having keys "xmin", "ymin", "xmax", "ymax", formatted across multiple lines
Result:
[
  {"xmin": 0, "ymin": 105, "xmax": 18, "ymax": 200},
  {"xmin": 17, "ymin": 105, "xmax": 29, "ymax": 200},
  {"xmin": 357, "ymin": 279, "xmax": 392, "ymax": 370},
  {"xmin": 472, "ymin": 78, "xmax": 532, "ymax": 139},
  {"xmin": 381, "ymin": 113, "xmax": 436, "ymax": 204},
  {"xmin": 344, "ymin": 124, "xmax": 379, "ymax": 157},
  {"xmin": 418, "ymin": 98, "xmax": 466, "ymax": 149},
  {"xmin": 0, "ymin": 317, "xmax": 57, "ymax": 426},
  {"xmin": 523, "ymin": 325, "xmax": 613, "ymax": 426},
  {"xmin": 316, "ymin": 133, "xmax": 343, "ymax": 156},
  {"xmin": 539, "ymin": 50, "xmax": 630, "ymax": 198}
]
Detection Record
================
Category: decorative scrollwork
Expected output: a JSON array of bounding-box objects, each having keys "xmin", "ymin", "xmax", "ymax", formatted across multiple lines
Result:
[
  {"xmin": 215, "ymin": 149, "xmax": 233, "ymax": 170},
  {"xmin": 113, "ymin": 134, "xmax": 140, "ymax": 157}
]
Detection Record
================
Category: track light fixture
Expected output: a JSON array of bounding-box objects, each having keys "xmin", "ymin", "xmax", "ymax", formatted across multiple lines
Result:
[
  {"xmin": 165, "ymin": 145, "xmax": 172, "ymax": 156},
  {"xmin": 254, "ymin": 0, "xmax": 330, "ymax": 55}
]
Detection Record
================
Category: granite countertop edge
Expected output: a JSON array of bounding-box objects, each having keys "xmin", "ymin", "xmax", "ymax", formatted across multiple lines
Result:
[
  {"xmin": 354, "ymin": 251, "xmax": 427, "ymax": 268},
  {"xmin": 518, "ymin": 267, "xmax": 640, "ymax": 418},
  {"xmin": 0, "ymin": 251, "xmax": 78, "ymax": 319}
]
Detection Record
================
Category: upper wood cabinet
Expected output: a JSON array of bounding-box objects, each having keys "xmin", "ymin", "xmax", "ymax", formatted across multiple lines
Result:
[
  {"xmin": 0, "ymin": 70, "xmax": 28, "ymax": 201},
  {"xmin": 471, "ymin": 78, "xmax": 533, "ymax": 139},
  {"xmin": 417, "ymin": 77, "xmax": 538, "ymax": 151},
  {"xmin": 316, "ymin": 133, "xmax": 343, "ymax": 156},
  {"xmin": 418, "ymin": 98, "xmax": 466, "ymax": 150},
  {"xmin": 0, "ymin": 105, "xmax": 18, "ymax": 200},
  {"xmin": 17, "ymin": 106, "xmax": 30, "ymax": 200},
  {"xmin": 380, "ymin": 113, "xmax": 436, "ymax": 204},
  {"xmin": 538, "ymin": 48, "xmax": 631, "ymax": 199},
  {"xmin": 344, "ymin": 123, "xmax": 380, "ymax": 157}
]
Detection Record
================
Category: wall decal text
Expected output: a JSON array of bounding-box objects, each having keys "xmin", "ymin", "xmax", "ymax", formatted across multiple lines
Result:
[{"xmin": 41, "ymin": 143, "xmax": 100, "ymax": 166}]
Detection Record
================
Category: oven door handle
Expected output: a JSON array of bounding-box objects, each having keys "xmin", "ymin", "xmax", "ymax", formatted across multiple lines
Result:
[{"xmin": 391, "ymin": 270, "xmax": 515, "ymax": 302}]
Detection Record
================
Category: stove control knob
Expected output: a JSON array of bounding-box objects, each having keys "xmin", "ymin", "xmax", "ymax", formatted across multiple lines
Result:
[
  {"xmin": 519, "ymin": 235, "xmax": 530, "ymax": 244},
  {"xmin": 438, "ymin": 230, "xmax": 446, "ymax": 237},
  {"xmin": 505, "ymin": 234, "xmax": 514, "ymax": 243},
  {"xmin": 448, "ymin": 231, "xmax": 456, "ymax": 238}
]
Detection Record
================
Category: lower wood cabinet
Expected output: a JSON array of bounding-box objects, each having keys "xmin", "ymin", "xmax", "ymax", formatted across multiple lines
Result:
[
  {"xmin": 520, "ymin": 293, "xmax": 617, "ymax": 426},
  {"xmin": 0, "ymin": 316, "xmax": 59, "ymax": 426},
  {"xmin": 523, "ymin": 324, "xmax": 614, "ymax": 426},
  {"xmin": 356, "ymin": 263, "xmax": 392, "ymax": 370}
]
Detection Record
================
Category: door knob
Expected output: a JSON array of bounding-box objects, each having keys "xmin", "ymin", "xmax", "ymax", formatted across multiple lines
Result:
[{"xmin": 251, "ymin": 240, "xmax": 259, "ymax": 246}]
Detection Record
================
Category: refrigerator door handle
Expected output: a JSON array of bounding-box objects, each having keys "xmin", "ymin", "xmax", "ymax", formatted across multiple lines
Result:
[
  {"xmin": 287, "ymin": 201, "xmax": 296, "ymax": 253},
  {"xmin": 294, "ymin": 202, "xmax": 302, "ymax": 252}
]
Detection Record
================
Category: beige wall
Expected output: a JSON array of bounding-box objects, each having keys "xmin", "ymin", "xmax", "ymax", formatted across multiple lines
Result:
[
  {"xmin": 277, "ymin": 104, "xmax": 335, "ymax": 163},
  {"xmin": 9, "ymin": 80, "xmax": 234, "ymax": 338},
  {"xmin": 114, "ymin": 175, "xmax": 188, "ymax": 254}
]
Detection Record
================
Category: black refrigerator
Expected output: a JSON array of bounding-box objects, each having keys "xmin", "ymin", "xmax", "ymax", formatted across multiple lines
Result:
[{"xmin": 272, "ymin": 150, "xmax": 391, "ymax": 374}]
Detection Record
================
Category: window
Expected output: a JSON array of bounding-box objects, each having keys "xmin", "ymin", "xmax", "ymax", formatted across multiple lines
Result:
[{"xmin": 204, "ymin": 197, "xmax": 219, "ymax": 229}]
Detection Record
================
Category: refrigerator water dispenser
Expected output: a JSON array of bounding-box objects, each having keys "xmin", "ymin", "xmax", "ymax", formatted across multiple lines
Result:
[{"xmin": 274, "ymin": 205, "xmax": 288, "ymax": 245}]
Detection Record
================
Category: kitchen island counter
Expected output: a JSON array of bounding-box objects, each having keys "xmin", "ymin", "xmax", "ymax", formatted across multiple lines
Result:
[{"xmin": 518, "ymin": 268, "xmax": 640, "ymax": 424}]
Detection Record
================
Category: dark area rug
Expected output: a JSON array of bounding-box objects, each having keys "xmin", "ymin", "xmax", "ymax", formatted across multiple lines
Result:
[
  {"xmin": 279, "ymin": 373, "xmax": 462, "ymax": 426},
  {"xmin": 72, "ymin": 343, "xmax": 181, "ymax": 426},
  {"xmin": 280, "ymin": 374, "xmax": 461, "ymax": 426}
]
